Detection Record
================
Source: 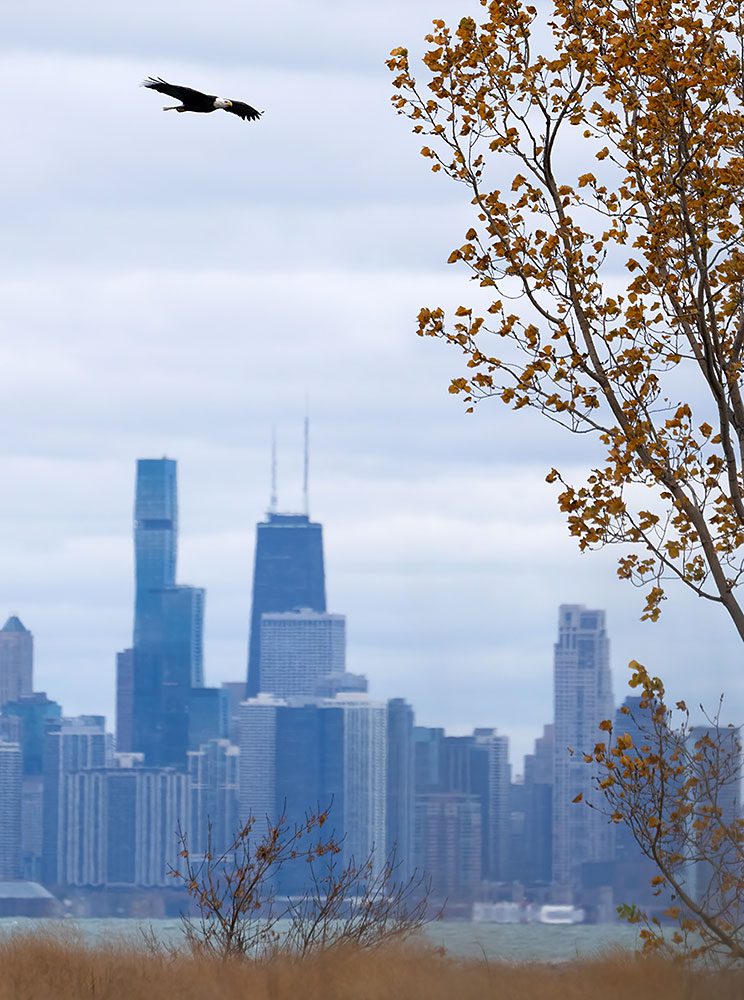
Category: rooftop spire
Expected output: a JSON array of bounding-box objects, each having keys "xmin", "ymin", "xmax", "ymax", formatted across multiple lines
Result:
[
  {"xmin": 270, "ymin": 426, "xmax": 278, "ymax": 513},
  {"xmin": 303, "ymin": 406, "xmax": 310, "ymax": 517}
]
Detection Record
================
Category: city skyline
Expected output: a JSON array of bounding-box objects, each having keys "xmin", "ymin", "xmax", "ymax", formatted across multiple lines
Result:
[
  {"xmin": 0, "ymin": 457, "xmax": 738, "ymax": 912},
  {"xmin": 0, "ymin": 448, "xmax": 741, "ymax": 768},
  {"xmin": 1, "ymin": 0, "xmax": 742, "ymax": 772}
]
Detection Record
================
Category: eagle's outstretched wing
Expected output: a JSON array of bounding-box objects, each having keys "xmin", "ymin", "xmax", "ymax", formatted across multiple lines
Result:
[
  {"xmin": 225, "ymin": 101, "xmax": 263, "ymax": 122},
  {"xmin": 142, "ymin": 77, "xmax": 215, "ymax": 104}
]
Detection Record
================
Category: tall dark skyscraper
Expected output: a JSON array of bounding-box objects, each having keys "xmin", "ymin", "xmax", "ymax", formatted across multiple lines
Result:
[
  {"xmin": 133, "ymin": 459, "xmax": 178, "ymax": 641},
  {"xmin": 246, "ymin": 512, "xmax": 326, "ymax": 697},
  {"xmin": 129, "ymin": 459, "xmax": 205, "ymax": 768}
]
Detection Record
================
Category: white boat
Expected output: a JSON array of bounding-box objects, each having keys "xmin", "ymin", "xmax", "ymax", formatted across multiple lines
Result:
[{"xmin": 537, "ymin": 904, "xmax": 585, "ymax": 925}]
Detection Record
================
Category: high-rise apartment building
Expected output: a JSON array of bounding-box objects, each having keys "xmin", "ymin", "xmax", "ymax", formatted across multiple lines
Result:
[
  {"xmin": 2, "ymin": 693, "xmax": 62, "ymax": 880},
  {"xmin": 0, "ymin": 617, "xmax": 33, "ymax": 710},
  {"xmin": 414, "ymin": 792, "xmax": 482, "ymax": 901},
  {"xmin": 238, "ymin": 694, "xmax": 284, "ymax": 825},
  {"xmin": 61, "ymin": 758, "xmax": 188, "ymax": 887},
  {"xmin": 329, "ymin": 693, "xmax": 387, "ymax": 872},
  {"xmin": 260, "ymin": 610, "xmax": 345, "ymax": 699},
  {"xmin": 115, "ymin": 649, "xmax": 134, "ymax": 752},
  {"xmin": 552, "ymin": 604, "xmax": 614, "ymax": 901},
  {"xmin": 2, "ymin": 692, "xmax": 62, "ymax": 775},
  {"xmin": 187, "ymin": 739, "xmax": 239, "ymax": 856},
  {"xmin": 386, "ymin": 699, "xmax": 415, "ymax": 880},
  {"xmin": 522, "ymin": 724, "xmax": 554, "ymax": 885},
  {"xmin": 246, "ymin": 512, "xmax": 326, "ymax": 697},
  {"xmin": 414, "ymin": 727, "xmax": 445, "ymax": 792},
  {"xmin": 0, "ymin": 742, "xmax": 22, "ymax": 879},
  {"xmin": 42, "ymin": 716, "xmax": 112, "ymax": 886},
  {"xmin": 473, "ymin": 728, "xmax": 511, "ymax": 883}
]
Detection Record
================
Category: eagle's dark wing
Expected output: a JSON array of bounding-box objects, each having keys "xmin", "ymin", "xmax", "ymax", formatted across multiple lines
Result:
[
  {"xmin": 142, "ymin": 77, "xmax": 215, "ymax": 105},
  {"xmin": 225, "ymin": 101, "xmax": 262, "ymax": 122}
]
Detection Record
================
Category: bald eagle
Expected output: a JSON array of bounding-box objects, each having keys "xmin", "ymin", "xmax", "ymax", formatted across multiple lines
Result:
[{"xmin": 142, "ymin": 77, "xmax": 262, "ymax": 122}]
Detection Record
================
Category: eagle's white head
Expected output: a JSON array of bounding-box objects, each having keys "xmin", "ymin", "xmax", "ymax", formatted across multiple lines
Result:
[{"xmin": 214, "ymin": 97, "xmax": 233, "ymax": 109}]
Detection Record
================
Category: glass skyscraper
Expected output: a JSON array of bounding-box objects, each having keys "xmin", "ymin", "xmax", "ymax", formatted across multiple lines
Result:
[
  {"xmin": 129, "ymin": 459, "xmax": 205, "ymax": 768},
  {"xmin": 246, "ymin": 512, "xmax": 326, "ymax": 697},
  {"xmin": 133, "ymin": 459, "xmax": 177, "ymax": 642}
]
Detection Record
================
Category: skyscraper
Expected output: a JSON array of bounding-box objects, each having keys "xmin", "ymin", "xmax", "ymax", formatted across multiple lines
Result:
[
  {"xmin": 386, "ymin": 699, "xmax": 415, "ymax": 880},
  {"xmin": 2, "ymin": 692, "xmax": 62, "ymax": 880},
  {"xmin": 522, "ymin": 724, "xmax": 554, "ymax": 885},
  {"xmin": 187, "ymin": 739, "xmax": 239, "ymax": 857},
  {"xmin": 116, "ymin": 649, "xmax": 134, "ymax": 753},
  {"xmin": 260, "ymin": 610, "xmax": 345, "ymax": 699},
  {"xmin": 552, "ymin": 604, "xmax": 614, "ymax": 901},
  {"xmin": 42, "ymin": 716, "xmax": 112, "ymax": 886},
  {"xmin": 473, "ymin": 728, "xmax": 511, "ymax": 883},
  {"xmin": 61, "ymin": 759, "xmax": 188, "ymax": 887},
  {"xmin": 246, "ymin": 512, "xmax": 326, "ymax": 697},
  {"xmin": 0, "ymin": 742, "xmax": 22, "ymax": 879},
  {"xmin": 238, "ymin": 694, "xmax": 283, "ymax": 825},
  {"xmin": 129, "ymin": 459, "xmax": 205, "ymax": 768},
  {"xmin": 133, "ymin": 459, "xmax": 177, "ymax": 642},
  {"xmin": 327, "ymin": 693, "xmax": 387, "ymax": 872},
  {"xmin": 0, "ymin": 617, "xmax": 33, "ymax": 710},
  {"xmin": 414, "ymin": 792, "xmax": 482, "ymax": 902}
]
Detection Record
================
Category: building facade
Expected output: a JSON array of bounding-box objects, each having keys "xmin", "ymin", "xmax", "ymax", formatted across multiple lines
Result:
[
  {"xmin": 42, "ymin": 716, "xmax": 112, "ymax": 886},
  {"xmin": 0, "ymin": 617, "xmax": 33, "ymax": 710},
  {"xmin": 260, "ymin": 610, "xmax": 345, "ymax": 699},
  {"xmin": 552, "ymin": 605, "xmax": 614, "ymax": 901},
  {"xmin": 187, "ymin": 739, "xmax": 239, "ymax": 856},
  {"xmin": 238, "ymin": 694, "xmax": 283, "ymax": 827},
  {"xmin": 386, "ymin": 699, "xmax": 415, "ymax": 880},
  {"xmin": 246, "ymin": 512, "xmax": 326, "ymax": 698},
  {"xmin": 129, "ymin": 459, "xmax": 206, "ymax": 768},
  {"xmin": 0, "ymin": 742, "xmax": 22, "ymax": 879},
  {"xmin": 415, "ymin": 792, "xmax": 482, "ymax": 902},
  {"xmin": 60, "ymin": 760, "xmax": 188, "ymax": 887}
]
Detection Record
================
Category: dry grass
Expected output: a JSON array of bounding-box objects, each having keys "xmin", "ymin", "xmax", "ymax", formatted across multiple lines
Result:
[{"xmin": 0, "ymin": 933, "xmax": 741, "ymax": 1000}]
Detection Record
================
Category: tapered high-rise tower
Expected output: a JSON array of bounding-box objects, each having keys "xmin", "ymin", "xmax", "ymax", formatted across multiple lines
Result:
[
  {"xmin": 134, "ymin": 459, "xmax": 178, "ymax": 642},
  {"xmin": 127, "ymin": 459, "xmax": 205, "ymax": 767},
  {"xmin": 246, "ymin": 431, "xmax": 326, "ymax": 696}
]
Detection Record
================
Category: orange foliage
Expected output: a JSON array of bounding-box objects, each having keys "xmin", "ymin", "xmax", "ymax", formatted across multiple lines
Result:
[{"xmin": 389, "ymin": 0, "xmax": 744, "ymax": 637}]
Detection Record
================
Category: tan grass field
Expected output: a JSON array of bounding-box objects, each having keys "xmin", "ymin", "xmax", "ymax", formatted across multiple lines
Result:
[{"xmin": 0, "ymin": 934, "xmax": 741, "ymax": 999}]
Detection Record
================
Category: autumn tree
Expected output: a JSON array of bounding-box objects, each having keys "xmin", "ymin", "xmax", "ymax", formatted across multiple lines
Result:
[
  {"xmin": 388, "ymin": 0, "xmax": 744, "ymax": 962},
  {"xmin": 590, "ymin": 663, "xmax": 744, "ymax": 962},
  {"xmin": 388, "ymin": 0, "xmax": 744, "ymax": 633}
]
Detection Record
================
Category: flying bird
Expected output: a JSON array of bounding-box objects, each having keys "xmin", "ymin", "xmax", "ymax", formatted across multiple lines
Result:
[{"xmin": 142, "ymin": 77, "xmax": 262, "ymax": 122}]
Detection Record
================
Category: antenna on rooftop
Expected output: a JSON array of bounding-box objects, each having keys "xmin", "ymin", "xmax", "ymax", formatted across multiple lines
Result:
[
  {"xmin": 303, "ymin": 402, "xmax": 310, "ymax": 517},
  {"xmin": 270, "ymin": 426, "xmax": 278, "ymax": 513}
]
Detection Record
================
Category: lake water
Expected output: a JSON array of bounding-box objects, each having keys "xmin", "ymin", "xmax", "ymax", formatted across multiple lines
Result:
[{"xmin": 0, "ymin": 918, "xmax": 643, "ymax": 963}]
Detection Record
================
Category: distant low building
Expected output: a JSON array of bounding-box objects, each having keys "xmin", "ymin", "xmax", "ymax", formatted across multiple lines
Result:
[{"xmin": 0, "ymin": 881, "xmax": 60, "ymax": 917}]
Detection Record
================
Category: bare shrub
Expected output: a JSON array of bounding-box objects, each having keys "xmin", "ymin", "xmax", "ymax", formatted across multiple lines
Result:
[{"xmin": 169, "ymin": 805, "xmax": 436, "ymax": 961}]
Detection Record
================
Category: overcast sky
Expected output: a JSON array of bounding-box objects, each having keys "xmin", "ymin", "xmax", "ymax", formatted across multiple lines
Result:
[{"xmin": 0, "ymin": 0, "xmax": 740, "ymax": 767}]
